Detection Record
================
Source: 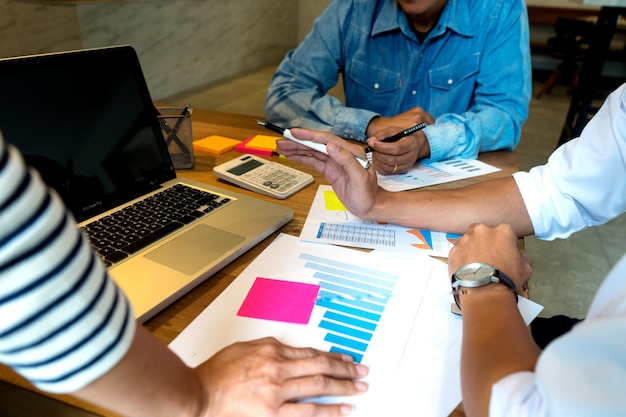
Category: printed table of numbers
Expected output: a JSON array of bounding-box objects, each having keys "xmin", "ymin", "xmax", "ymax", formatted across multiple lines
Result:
[{"xmin": 316, "ymin": 222, "xmax": 396, "ymax": 247}]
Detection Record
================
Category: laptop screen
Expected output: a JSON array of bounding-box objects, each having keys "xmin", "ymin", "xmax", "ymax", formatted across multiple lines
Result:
[{"xmin": 0, "ymin": 46, "xmax": 175, "ymax": 222}]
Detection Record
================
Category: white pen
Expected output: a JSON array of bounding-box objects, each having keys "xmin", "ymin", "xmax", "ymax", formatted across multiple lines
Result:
[{"xmin": 256, "ymin": 120, "xmax": 370, "ymax": 169}]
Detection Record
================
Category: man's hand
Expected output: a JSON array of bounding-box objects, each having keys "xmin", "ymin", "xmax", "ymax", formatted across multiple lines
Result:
[
  {"xmin": 449, "ymin": 225, "xmax": 539, "ymax": 417},
  {"xmin": 275, "ymin": 129, "xmax": 365, "ymax": 168},
  {"xmin": 367, "ymin": 129, "xmax": 430, "ymax": 174},
  {"xmin": 197, "ymin": 337, "xmax": 369, "ymax": 417},
  {"xmin": 365, "ymin": 107, "xmax": 434, "ymax": 137},
  {"xmin": 365, "ymin": 107, "xmax": 435, "ymax": 174},
  {"xmin": 448, "ymin": 223, "xmax": 532, "ymax": 290},
  {"xmin": 276, "ymin": 128, "xmax": 380, "ymax": 219}
]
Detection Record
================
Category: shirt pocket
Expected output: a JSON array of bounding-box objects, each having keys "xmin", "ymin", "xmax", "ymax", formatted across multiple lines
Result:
[
  {"xmin": 348, "ymin": 59, "xmax": 401, "ymax": 94},
  {"xmin": 428, "ymin": 53, "xmax": 480, "ymax": 91}
]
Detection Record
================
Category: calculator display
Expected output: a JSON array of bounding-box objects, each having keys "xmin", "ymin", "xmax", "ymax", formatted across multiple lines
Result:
[{"xmin": 227, "ymin": 158, "xmax": 263, "ymax": 176}]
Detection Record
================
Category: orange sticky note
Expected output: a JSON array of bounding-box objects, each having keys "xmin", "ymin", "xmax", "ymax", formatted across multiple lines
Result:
[
  {"xmin": 235, "ymin": 135, "xmax": 280, "ymax": 156},
  {"xmin": 194, "ymin": 135, "xmax": 241, "ymax": 154},
  {"xmin": 245, "ymin": 135, "xmax": 279, "ymax": 151}
]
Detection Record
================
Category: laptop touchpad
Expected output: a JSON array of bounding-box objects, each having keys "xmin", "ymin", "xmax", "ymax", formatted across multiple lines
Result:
[{"xmin": 145, "ymin": 225, "xmax": 245, "ymax": 275}]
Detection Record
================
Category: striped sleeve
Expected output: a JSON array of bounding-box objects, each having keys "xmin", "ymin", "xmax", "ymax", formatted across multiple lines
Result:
[{"xmin": 0, "ymin": 134, "xmax": 136, "ymax": 393}]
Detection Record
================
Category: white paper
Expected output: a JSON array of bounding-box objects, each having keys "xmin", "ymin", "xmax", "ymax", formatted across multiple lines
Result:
[
  {"xmin": 373, "ymin": 255, "xmax": 544, "ymax": 417},
  {"xmin": 583, "ymin": 0, "xmax": 626, "ymax": 5},
  {"xmin": 169, "ymin": 235, "xmax": 543, "ymax": 417},
  {"xmin": 300, "ymin": 185, "xmax": 459, "ymax": 258},
  {"xmin": 377, "ymin": 158, "xmax": 501, "ymax": 192}
]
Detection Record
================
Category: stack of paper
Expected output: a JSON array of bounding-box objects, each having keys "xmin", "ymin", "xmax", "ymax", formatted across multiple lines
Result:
[{"xmin": 169, "ymin": 234, "xmax": 543, "ymax": 417}]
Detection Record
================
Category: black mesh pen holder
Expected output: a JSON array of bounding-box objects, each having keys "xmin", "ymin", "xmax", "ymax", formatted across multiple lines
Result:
[{"xmin": 157, "ymin": 106, "xmax": 194, "ymax": 169}]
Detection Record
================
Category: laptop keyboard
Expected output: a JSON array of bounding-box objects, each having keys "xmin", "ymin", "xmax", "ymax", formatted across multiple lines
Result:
[{"xmin": 82, "ymin": 184, "xmax": 232, "ymax": 267}]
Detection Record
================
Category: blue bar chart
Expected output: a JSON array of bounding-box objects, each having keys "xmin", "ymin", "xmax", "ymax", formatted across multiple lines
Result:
[
  {"xmin": 169, "ymin": 234, "xmax": 439, "ymax": 417},
  {"xmin": 299, "ymin": 253, "xmax": 399, "ymax": 363}
]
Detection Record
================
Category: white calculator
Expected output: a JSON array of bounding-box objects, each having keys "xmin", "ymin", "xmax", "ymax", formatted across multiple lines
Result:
[{"xmin": 213, "ymin": 154, "xmax": 314, "ymax": 199}]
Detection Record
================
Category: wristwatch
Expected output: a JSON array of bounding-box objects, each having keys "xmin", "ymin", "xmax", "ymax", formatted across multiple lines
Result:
[{"xmin": 451, "ymin": 262, "xmax": 518, "ymax": 311}]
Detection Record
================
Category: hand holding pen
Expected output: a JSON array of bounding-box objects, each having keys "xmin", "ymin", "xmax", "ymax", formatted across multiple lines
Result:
[
  {"xmin": 364, "ymin": 122, "xmax": 426, "ymax": 161},
  {"xmin": 257, "ymin": 120, "xmax": 370, "ymax": 169},
  {"xmin": 365, "ymin": 121, "xmax": 430, "ymax": 175}
]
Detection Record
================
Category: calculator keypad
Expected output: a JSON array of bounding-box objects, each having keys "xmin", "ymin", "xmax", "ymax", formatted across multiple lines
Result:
[{"xmin": 242, "ymin": 164, "xmax": 310, "ymax": 193}]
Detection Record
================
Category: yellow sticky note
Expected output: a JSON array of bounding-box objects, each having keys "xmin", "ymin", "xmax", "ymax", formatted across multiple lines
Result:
[
  {"xmin": 245, "ymin": 135, "xmax": 279, "ymax": 151},
  {"xmin": 194, "ymin": 135, "xmax": 241, "ymax": 154},
  {"xmin": 323, "ymin": 190, "xmax": 347, "ymax": 211}
]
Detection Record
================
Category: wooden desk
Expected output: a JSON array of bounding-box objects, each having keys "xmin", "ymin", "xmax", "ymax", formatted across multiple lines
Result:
[{"xmin": 0, "ymin": 109, "xmax": 519, "ymax": 417}]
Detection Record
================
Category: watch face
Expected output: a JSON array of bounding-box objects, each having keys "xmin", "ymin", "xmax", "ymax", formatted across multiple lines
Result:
[{"xmin": 453, "ymin": 263, "xmax": 495, "ymax": 287}]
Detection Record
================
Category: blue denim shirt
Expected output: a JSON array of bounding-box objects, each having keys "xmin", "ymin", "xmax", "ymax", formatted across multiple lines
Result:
[{"xmin": 265, "ymin": 0, "xmax": 531, "ymax": 161}]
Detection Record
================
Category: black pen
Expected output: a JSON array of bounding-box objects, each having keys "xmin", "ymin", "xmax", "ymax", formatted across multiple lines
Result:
[
  {"xmin": 364, "ymin": 122, "xmax": 427, "ymax": 162},
  {"xmin": 256, "ymin": 120, "xmax": 370, "ymax": 169},
  {"xmin": 171, "ymin": 105, "xmax": 192, "ymax": 133}
]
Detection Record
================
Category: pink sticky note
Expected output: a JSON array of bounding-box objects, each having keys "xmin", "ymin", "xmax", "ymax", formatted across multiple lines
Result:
[{"xmin": 237, "ymin": 277, "xmax": 320, "ymax": 324}]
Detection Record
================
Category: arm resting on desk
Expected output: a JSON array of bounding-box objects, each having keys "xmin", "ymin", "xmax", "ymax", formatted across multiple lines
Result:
[
  {"xmin": 277, "ymin": 128, "xmax": 534, "ymax": 236},
  {"xmin": 74, "ymin": 326, "xmax": 368, "ymax": 417},
  {"xmin": 447, "ymin": 224, "xmax": 540, "ymax": 417}
]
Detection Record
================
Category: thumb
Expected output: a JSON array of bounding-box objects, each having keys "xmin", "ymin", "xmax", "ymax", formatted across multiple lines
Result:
[
  {"xmin": 326, "ymin": 141, "xmax": 340, "ymax": 156},
  {"xmin": 326, "ymin": 141, "xmax": 369, "ymax": 175},
  {"xmin": 326, "ymin": 141, "xmax": 355, "ymax": 164}
]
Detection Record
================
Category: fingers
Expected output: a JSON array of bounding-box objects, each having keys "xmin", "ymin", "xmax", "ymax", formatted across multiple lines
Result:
[
  {"xmin": 325, "ymin": 141, "xmax": 370, "ymax": 174},
  {"xmin": 277, "ymin": 346, "xmax": 369, "ymax": 381},
  {"xmin": 370, "ymin": 136, "xmax": 417, "ymax": 174},
  {"xmin": 279, "ymin": 401, "xmax": 356, "ymax": 417},
  {"xmin": 202, "ymin": 337, "xmax": 368, "ymax": 417},
  {"xmin": 414, "ymin": 108, "xmax": 436, "ymax": 125},
  {"xmin": 367, "ymin": 107, "xmax": 434, "ymax": 136},
  {"xmin": 291, "ymin": 128, "xmax": 366, "ymax": 157},
  {"xmin": 401, "ymin": 106, "xmax": 435, "ymax": 124},
  {"xmin": 281, "ymin": 372, "xmax": 368, "ymax": 402},
  {"xmin": 367, "ymin": 119, "xmax": 433, "ymax": 174},
  {"xmin": 275, "ymin": 128, "xmax": 335, "ymax": 160},
  {"xmin": 229, "ymin": 337, "xmax": 369, "ymax": 385},
  {"xmin": 288, "ymin": 128, "xmax": 337, "ymax": 148},
  {"xmin": 367, "ymin": 130, "xmax": 430, "ymax": 174},
  {"xmin": 449, "ymin": 223, "xmax": 533, "ymax": 289},
  {"xmin": 276, "ymin": 128, "xmax": 365, "ymax": 174},
  {"xmin": 197, "ymin": 337, "xmax": 368, "ymax": 417}
]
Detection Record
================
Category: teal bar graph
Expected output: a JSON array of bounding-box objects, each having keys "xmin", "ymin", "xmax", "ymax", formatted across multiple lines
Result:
[{"xmin": 300, "ymin": 253, "xmax": 399, "ymax": 363}]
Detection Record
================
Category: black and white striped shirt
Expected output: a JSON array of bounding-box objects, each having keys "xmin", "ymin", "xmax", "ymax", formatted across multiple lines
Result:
[{"xmin": 0, "ymin": 134, "xmax": 135, "ymax": 393}]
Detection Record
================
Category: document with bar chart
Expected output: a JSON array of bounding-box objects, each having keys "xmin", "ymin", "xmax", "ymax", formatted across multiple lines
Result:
[
  {"xmin": 169, "ymin": 233, "xmax": 438, "ymax": 415},
  {"xmin": 300, "ymin": 185, "xmax": 460, "ymax": 258},
  {"xmin": 377, "ymin": 157, "xmax": 500, "ymax": 192}
]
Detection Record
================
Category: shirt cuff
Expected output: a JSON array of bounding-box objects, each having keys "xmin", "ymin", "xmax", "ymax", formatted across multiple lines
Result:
[
  {"xmin": 421, "ymin": 123, "xmax": 469, "ymax": 162},
  {"xmin": 489, "ymin": 371, "xmax": 546, "ymax": 417},
  {"xmin": 332, "ymin": 108, "xmax": 380, "ymax": 142}
]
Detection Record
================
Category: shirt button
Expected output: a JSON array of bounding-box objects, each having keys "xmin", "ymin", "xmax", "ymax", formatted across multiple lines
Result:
[
  {"xmin": 411, "ymin": 90, "xmax": 417, "ymax": 95},
  {"xmin": 447, "ymin": 79, "xmax": 453, "ymax": 85},
  {"xmin": 374, "ymin": 83, "xmax": 380, "ymax": 89}
]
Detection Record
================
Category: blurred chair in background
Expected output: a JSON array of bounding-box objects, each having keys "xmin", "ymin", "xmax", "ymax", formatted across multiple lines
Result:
[{"xmin": 535, "ymin": 17, "xmax": 595, "ymax": 99}]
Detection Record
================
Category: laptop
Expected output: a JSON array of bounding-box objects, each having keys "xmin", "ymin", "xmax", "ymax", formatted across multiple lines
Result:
[{"xmin": 0, "ymin": 45, "xmax": 293, "ymax": 322}]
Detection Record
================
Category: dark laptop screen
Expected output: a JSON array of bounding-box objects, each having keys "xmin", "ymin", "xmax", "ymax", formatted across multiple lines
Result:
[{"xmin": 0, "ymin": 46, "xmax": 175, "ymax": 222}]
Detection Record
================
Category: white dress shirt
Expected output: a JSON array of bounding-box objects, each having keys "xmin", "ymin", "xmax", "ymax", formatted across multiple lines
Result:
[{"xmin": 488, "ymin": 84, "xmax": 626, "ymax": 415}]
